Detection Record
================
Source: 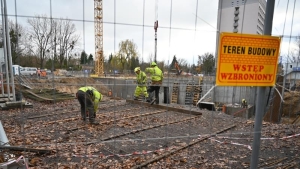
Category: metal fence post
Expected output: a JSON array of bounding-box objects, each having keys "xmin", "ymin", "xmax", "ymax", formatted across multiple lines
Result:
[{"xmin": 250, "ymin": 0, "xmax": 275, "ymax": 168}]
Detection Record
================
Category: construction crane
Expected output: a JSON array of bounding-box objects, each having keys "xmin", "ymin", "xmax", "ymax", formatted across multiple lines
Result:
[
  {"xmin": 154, "ymin": 0, "xmax": 158, "ymax": 63},
  {"xmin": 174, "ymin": 61, "xmax": 183, "ymax": 75},
  {"xmin": 92, "ymin": 0, "xmax": 104, "ymax": 77},
  {"xmin": 154, "ymin": 20, "xmax": 158, "ymax": 63}
]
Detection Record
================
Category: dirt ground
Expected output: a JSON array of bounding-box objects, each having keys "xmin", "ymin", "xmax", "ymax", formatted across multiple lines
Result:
[
  {"xmin": 27, "ymin": 77, "xmax": 300, "ymax": 122},
  {"xmin": 30, "ymin": 77, "xmax": 109, "ymax": 97},
  {"xmin": 282, "ymin": 91, "xmax": 300, "ymax": 117},
  {"xmin": 1, "ymin": 77, "xmax": 299, "ymax": 167}
]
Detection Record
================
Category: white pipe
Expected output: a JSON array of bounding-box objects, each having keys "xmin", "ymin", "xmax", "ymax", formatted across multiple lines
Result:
[
  {"xmin": 0, "ymin": 120, "xmax": 10, "ymax": 146},
  {"xmin": 196, "ymin": 85, "xmax": 216, "ymax": 106}
]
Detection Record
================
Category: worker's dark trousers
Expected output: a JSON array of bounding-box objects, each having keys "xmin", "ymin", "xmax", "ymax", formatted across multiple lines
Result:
[
  {"xmin": 76, "ymin": 90, "xmax": 95, "ymax": 122},
  {"xmin": 147, "ymin": 85, "xmax": 160, "ymax": 104}
]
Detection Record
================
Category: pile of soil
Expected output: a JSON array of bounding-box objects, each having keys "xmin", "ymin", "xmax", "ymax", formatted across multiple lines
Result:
[
  {"xmin": 30, "ymin": 77, "xmax": 109, "ymax": 96},
  {"xmin": 282, "ymin": 91, "xmax": 300, "ymax": 117}
]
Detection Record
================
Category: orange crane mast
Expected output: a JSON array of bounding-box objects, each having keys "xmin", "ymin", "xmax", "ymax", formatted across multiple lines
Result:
[{"xmin": 93, "ymin": 0, "xmax": 104, "ymax": 77}]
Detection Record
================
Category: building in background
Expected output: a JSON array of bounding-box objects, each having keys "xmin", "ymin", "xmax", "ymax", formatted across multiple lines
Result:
[
  {"xmin": 217, "ymin": 0, "xmax": 266, "ymax": 34},
  {"xmin": 213, "ymin": 0, "xmax": 267, "ymax": 104},
  {"xmin": 282, "ymin": 62, "xmax": 300, "ymax": 75},
  {"xmin": 215, "ymin": 0, "xmax": 267, "ymax": 68}
]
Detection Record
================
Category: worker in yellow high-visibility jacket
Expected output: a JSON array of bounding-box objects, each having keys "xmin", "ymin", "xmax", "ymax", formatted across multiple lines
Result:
[
  {"xmin": 134, "ymin": 67, "xmax": 148, "ymax": 100},
  {"xmin": 242, "ymin": 99, "xmax": 248, "ymax": 108},
  {"xmin": 145, "ymin": 62, "xmax": 163, "ymax": 104},
  {"xmin": 76, "ymin": 86, "xmax": 103, "ymax": 124}
]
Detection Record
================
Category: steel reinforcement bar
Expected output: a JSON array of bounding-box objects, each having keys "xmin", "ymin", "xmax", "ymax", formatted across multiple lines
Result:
[
  {"xmin": 85, "ymin": 115, "xmax": 199, "ymax": 145},
  {"xmin": 131, "ymin": 124, "xmax": 236, "ymax": 169}
]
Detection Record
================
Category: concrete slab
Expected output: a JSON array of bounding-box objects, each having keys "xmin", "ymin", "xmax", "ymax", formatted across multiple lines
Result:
[{"xmin": 126, "ymin": 99, "xmax": 202, "ymax": 115}]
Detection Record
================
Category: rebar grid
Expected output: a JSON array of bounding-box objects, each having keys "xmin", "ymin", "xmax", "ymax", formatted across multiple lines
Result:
[{"xmin": 0, "ymin": 0, "xmax": 300, "ymax": 168}]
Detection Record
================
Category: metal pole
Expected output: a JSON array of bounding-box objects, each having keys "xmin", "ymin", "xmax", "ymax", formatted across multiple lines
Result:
[
  {"xmin": 1, "ymin": 0, "xmax": 10, "ymax": 98},
  {"xmin": 3, "ymin": 0, "xmax": 16, "ymax": 101},
  {"xmin": 0, "ymin": 73, "xmax": 3, "ymax": 95},
  {"xmin": 154, "ymin": 20, "xmax": 158, "ymax": 63},
  {"xmin": 279, "ymin": 62, "xmax": 288, "ymax": 120},
  {"xmin": 0, "ymin": 121, "xmax": 10, "ymax": 146},
  {"xmin": 250, "ymin": 1, "xmax": 275, "ymax": 169}
]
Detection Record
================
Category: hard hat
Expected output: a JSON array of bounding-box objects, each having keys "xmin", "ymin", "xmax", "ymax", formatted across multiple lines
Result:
[
  {"xmin": 242, "ymin": 99, "xmax": 245, "ymax": 102},
  {"xmin": 151, "ymin": 62, "xmax": 157, "ymax": 66},
  {"xmin": 134, "ymin": 67, "xmax": 141, "ymax": 72}
]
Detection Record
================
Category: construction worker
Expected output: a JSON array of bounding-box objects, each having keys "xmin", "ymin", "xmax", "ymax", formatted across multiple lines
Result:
[
  {"xmin": 134, "ymin": 67, "xmax": 148, "ymax": 100},
  {"xmin": 242, "ymin": 99, "xmax": 248, "ymax": 108},
  {"xmin": 37, "ymin": 68, "xmax": 41, "ymax": 79},
  {"xmin": 76, "ymin": 86, "xmax": 103, "ymax": 124},
  {"xmin": 145, "ymin": 62, "xmax": 163, "ymax": 104}
]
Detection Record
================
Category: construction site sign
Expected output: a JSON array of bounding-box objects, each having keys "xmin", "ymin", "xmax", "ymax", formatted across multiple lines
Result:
[{"xmin": 216, "ymin": 32, "xmax": 281, "ymax": 86}]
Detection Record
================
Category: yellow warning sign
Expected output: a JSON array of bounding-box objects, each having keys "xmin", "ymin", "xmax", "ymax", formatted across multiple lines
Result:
[{"xmin": 216, "ymin": 32, "xmax": 281, "ymax": 86}]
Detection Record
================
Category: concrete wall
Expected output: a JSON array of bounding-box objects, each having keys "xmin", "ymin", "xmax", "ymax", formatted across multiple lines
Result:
[
  {"xmin": 225, "ymin": 105, "xmax": 255, "ymax": 119},
  {"xmin": 96, "ymin": 77, "xmax": 201, "ymax": 105},
  {"xmin": 219, "ymin": 0, "xmax": 266, "ymax": 34},
  {"xmin": 96, "ymin": 76, "xmax": 266, "ymax": 107},
  {"xmin": 214, "ymin": 86, "xmax": 257, "ymax": 105}
]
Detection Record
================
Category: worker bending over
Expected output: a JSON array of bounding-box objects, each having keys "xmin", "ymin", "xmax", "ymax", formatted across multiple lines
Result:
[
  {"xmin": 241, "ymin": 99, "xmax": 248, "ymax": 108},
  {"xmin": 76, "ymin": 86, "xmax": 103, "ymax": 124},
  {"xmin": 145, "ymin": 62, "xmax": 163, "ymax": 104},
  {"xmin": 134, "ymin": 67, "xmax": 148, "ymax": 100}
]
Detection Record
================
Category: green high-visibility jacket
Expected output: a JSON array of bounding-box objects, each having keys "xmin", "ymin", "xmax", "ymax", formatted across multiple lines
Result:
[
  {"xmin": 79, "ymin": 86, "xmax": 102, "ymax": 112},
  {"xmin": 145, "ymin": 66, "xmax": 163, "ymax": 82},
  {"xmin": 136, "ymin": 71, "xmax": 147, "ymax": 86}
]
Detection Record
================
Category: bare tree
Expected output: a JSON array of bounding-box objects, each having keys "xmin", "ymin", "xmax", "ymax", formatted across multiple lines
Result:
[
  {"xmin": 27, "ymin": 15, "xmax": 80, "ymax": 69},
  {"xmin": 198, "ymin": 52, "xmax": 215, "ymax": 75},
  {"xmin": 55, "ymin": 19, "xmax": 79, "ymax": 67},
  {"xmin": 177, "ymin": 58, "xmax": 188, "ymax": 67},
  {"xmin": 27, "ymin": 15, "xmax": 53, "ymax": 68},
  {"xmin": 0, "ymin": 20, "xmax": 27, "ymax": 63},
  {"xmin": 294, "ymin": 34, "xmax": 300, "ymax": 62},
  {"xmin": 8, "ymin": 20, "xmax": 28, "ymax": 64}
]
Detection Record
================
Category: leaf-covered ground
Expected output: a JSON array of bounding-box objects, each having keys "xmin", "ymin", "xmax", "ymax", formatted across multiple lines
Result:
[{"xmin": 1, "ymin": 98, "xmax": 299, "ymax": 168}]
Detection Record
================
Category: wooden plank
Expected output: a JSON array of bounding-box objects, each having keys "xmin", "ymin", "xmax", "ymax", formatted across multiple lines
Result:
[
  {"xmin": 126, "ymin": 100, "xmax": 202, "ymax": 115},
  {"xmin": 25, "ymin": 90, "xmax": 54, "ymax": 101},
  {"xmin": 0, "ymin": 146, "xmax": 51, "ymax": 154}
]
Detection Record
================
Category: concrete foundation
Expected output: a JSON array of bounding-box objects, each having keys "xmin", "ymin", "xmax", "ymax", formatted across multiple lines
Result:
[
  {"xmin": 224, "ymin": 104, "xmax": 255, "ymax": 119},
  {"xmin": 96, "ymin": 76, "xmax": 262, "ymax": 107},
  {"xmin": 96, "ymin": 77, "xmax": 200, "ymax": 105}
]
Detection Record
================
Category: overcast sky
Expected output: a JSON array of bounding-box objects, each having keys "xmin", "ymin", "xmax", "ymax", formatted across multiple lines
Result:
[{"xmin": 5, "ymin": 0, "xmax": 300, "ymax": 65}]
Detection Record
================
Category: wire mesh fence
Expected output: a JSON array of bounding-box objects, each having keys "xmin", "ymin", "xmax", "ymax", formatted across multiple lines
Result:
[{"xmin": 0, "ymin": 0, "xmax": 300, "ymax": 168}]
